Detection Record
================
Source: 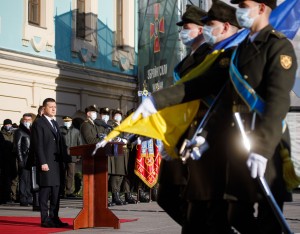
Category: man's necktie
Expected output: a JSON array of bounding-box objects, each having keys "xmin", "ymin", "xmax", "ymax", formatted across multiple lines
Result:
[{"xmin": 51, "ymin": 119, "xmax": 57, "ymax": 132}]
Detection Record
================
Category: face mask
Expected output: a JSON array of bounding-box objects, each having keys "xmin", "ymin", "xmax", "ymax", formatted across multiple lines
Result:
[
  {"xmin": 179, "ymin": 29, "xmax": 198, "ymax": 46},
  {"xmin": 101, "ymin": 115, "xmax": 109, "ymax": 123},
  {"xmin": 4, "ymin": 125, "xmax": 12, "ymax": 131},
  {"xmin": 236, "ymin": 6, "xmax": 259, "ymax": 28},
  {"xmin": 203, "ymin": 25, "xmax": 221, "ymax": 46},
  {"xmin": 64, "ymin": 122, "xmax": 72, "ymax": 129},
  {"xmin": 114, "ymin": 115, "xmax": 122, "ymax": 122},
  {"xmin": 90, "ymin": 112, "xmax": 97, "ymax": 121},
  {"xmin": 23, "ymin": 122, "xmax": 31, "ymax": 129}
]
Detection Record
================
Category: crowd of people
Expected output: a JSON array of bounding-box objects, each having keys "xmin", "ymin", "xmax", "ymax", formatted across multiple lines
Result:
[
  {"xmin": 0, "ymin": 0, "xmax": 298, "ymax": 232},
  {"xmin": 0, "ymin": 100, "xmax": 158, "ymax": 228},
  {"xmin": 97, "ymin": 0, "xmax": 297, "ymax": 233}
]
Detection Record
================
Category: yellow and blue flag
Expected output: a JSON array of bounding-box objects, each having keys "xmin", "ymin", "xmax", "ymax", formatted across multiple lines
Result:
[{"xmin": 103, "ymin": 0, "xmax": 300, "ymax": 159}]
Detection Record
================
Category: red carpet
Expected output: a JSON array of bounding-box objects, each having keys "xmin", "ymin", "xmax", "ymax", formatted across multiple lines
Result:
[{"xmin": 0, "ymin": 216, "xmax": 138, "ymax": 233}]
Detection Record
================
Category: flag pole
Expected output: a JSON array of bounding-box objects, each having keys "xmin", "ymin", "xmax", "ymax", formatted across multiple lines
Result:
[{"xmin": 179, "ymin": 83, "xmax": 227, "ymax": 162}]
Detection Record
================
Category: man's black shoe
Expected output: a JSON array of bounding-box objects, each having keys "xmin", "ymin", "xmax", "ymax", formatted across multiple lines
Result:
[
  {"xmin": 41, "ymin": 219, "xmax": 56, "ymax": 228},
  {"xmin": 108, "ymin": 200, "xmax": 115, "ymax": 207},
  {"xmin": 125, "ymin": 193, "xmax": 137, "ymax": 204},
  {"xmin": 52, "ymin": 217, "xmax": 69, "ymax": 227},
  {"xmin": 112, "ymin": 192, "xmax": 126, "ymax": 205},
  {"xmin": 5, "ymin": 199, "xmax": 17, "ymax": 205},
  {"xmin": 138, "ymin": 190, "xmax": 150, "ymax": 203}
]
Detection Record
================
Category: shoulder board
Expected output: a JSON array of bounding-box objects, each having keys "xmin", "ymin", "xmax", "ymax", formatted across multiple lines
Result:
[
  {"xmin": 270, "ymin": 29, "xmax": 286, "ymax": 39},
  {"xmin": 84, "ymin": 120, "xmax": 89, "ymax": 123}
]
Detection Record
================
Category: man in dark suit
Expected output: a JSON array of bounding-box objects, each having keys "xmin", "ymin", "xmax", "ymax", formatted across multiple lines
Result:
[{"xmin": 31, "ymin": 98, "xmax": 69, "ymax": 228}]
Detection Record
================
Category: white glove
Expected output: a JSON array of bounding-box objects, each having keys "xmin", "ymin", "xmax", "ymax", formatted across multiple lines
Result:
[
  {"xmin": 121, "ymin": 138, "xmax": 128, "ymax": 144},
  {"xmin": 92, "ymin": 140, "xmax": 108, "ymax": 156},
  {"xmin": 194, "ymin": 136, "xmax": 206, "ymax": 147},
  {"xmin": 97, "ymin": 139, "xmax": 108, "ymax": 148},
  {"xmin": 246, "ymin": 152, "xmax": 268, "ymax": 178},
  {"xmin": 132, "ymin": 97, "xmax": 157, "ymax": 120},
  {"xmin": 137, "ymin": 137, "xmax": 141, "ymax": 145},
  {"xmin": 190, "ymin": 136, "xmax": 209, "ymax": 160}
]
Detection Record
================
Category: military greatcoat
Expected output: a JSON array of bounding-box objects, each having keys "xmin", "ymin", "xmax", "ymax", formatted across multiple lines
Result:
[{"xmin": 152, "ymin": 25, "xmax": 297, "ymax": 203}]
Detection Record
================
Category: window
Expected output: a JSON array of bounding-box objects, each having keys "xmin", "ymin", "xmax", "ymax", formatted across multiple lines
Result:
[
  {"xmin": 72, "ymin": 0, "xmax": 98, "ymax": 61},
  {"xmin": 116, "ymin": 0, "xmax": 123, "ymax": 46},
  {"xmin": 28, "ymin": 0, "xmax": 40, "ymax": 25},
  {"xmin": 76, "ymin": 0, "xmax": 86, "ymax": 39}
]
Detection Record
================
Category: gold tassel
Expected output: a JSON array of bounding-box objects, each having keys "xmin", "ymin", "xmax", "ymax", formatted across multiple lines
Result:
[{"xmin": 280, "ymin": 142, "xmax": 300, "ymax": 192}]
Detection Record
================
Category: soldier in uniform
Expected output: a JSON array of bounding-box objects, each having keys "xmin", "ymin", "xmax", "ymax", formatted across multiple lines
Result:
[
  {"xmin": 94, "ymin": 107, "xmax": 113, "ymax": 136},
  {"xmin": 80, "ymin": 105, "xmax": 104, "ymax": 144},
  {"xmin": 95, "ymin": 107, "xmax": 126, "ymax": 205},
  {"xmin": 123, "ymin": 109, "xmax": 151, "ymax": 203},
  {"xmin": 156, "ymin": 4, "xmax": 210, "ymax": 226},
  {"xmin": 81, "ymin": 105, "xmax": 115, "ymax": 206},
  {"xmin": 180, "ymin": 2, "xmax": 241, "ymax": 233},
  {"xmin": 132, "ymin": 0, "xmax": 297, "ymax": 233},
  {"xmin": 132, "ymin": 1, "xmax": 241, "ymax": 233},
  {"xmin": 59, "ymin": 116, "xmax": 82, "ymax": 198},
  {"xmin": 226, "ymin": 0, "xmax": 297, "ymax": 233},
  {"xmin": 106, "ymin": 108, "xmax": 136, "ymax": 205}
]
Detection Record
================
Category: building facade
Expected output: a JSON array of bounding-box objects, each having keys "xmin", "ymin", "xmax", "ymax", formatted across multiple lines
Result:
[
  {"xmin": 0, "ymin": 0, "xmax": 138, "ymax": 125},
  {"xmin": 1, "ymin": 0, "xmax": 299, "ymax": 176}
]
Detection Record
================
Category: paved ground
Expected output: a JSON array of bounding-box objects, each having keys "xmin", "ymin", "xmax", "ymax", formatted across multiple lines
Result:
[{"xmin": 0, "ymin": 190, "xmax": 299, "ymax": 234}]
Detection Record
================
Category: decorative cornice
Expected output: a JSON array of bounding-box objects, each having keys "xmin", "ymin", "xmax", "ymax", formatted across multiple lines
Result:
[{"xmin": 0, "ymin": 48, "xmax": 137, "ymax": 84}]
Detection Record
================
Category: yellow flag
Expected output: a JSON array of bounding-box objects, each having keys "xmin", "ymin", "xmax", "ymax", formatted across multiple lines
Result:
[
  {"xmin": 105, "ymin": 50, "xmax": 224, "ymax": 159},
  {"xmin": 176, "ymin": 50, "xmax": 224, "ymax": 84},
  {"xmin": 105, "ymin": 100, "xmax": 200, "ymax": 159}
]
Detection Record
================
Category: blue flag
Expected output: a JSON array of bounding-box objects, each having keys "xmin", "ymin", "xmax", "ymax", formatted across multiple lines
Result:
[
  {"xmin": 219, "ymin": 0, "xmax": 300, "ymax": 95},
  {"xmin": 270, "ymin": 0, "xmax": 300, "ymax": 39},
  {"xmin": 271, "ymin": 0, "xmax": 300, "ymax": 97},
  {"xmin": 220, "ymin": 0, "xmax": 300, "ymax": 51}
]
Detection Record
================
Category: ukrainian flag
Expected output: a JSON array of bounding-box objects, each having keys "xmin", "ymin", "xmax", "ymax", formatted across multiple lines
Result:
[{"xmin": 103, "ymin": 0, "xmax": 300, "ymax": 159}]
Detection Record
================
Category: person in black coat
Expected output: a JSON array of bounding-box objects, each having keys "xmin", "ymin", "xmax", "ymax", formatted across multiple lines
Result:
[
  {"xmin": 13, "ymin": 113, "xmax": 33, "ymax": 206},
  {"xmin": 31, "ymin": 98, "xmax": 69, "ymax": 228},
  {"xmin": 156, "ymin": 4, "xmax": 210, "ymax": 226},
  {"xmin": 0, "ymin": 119, "xmax": 17, "ymax": 204},
  {"xmin": 133, "ymin": 0, "xmax": 297, "ymax": 233}
]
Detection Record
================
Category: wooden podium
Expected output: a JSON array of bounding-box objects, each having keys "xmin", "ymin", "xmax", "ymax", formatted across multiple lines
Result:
[{"xmin": 70, "ymin": 143, "xmax": 124, "ymax": 230}]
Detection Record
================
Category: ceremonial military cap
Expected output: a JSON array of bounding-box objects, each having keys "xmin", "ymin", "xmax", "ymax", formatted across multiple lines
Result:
[
  {"xmin": 176, "ymin": 4, "xmax": 207, "ymax": 26},
  {"xmin": 201, "ymin": 0, "xmax": 241, "ymax": 28},
  {"xmin": 99, "ymin": 107, "xmax": 110, "ymax": 115},
  {"xmin": 62, "ymin": 116, "xmax": 72, "ymax": 122},
  {"xmin": 3, "ymin": 119, "xmax": 12, "ymax": 125},
  {"xmin": 230, "ymin": 0, "xmax": 276, "ymax": 9},
  {"xmin": 85, "ymin": 105, "xmax": 98, "ymax": 113},
  {"xmin": 112, "ymin": 108, "xmax": 122, "ymax": 117}
]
